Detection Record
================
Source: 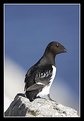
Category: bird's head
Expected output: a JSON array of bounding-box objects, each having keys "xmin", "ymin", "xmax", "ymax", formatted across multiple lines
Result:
[{"xmin": 44, "ymin": 41, "xmax": 67, "ymax": 56}]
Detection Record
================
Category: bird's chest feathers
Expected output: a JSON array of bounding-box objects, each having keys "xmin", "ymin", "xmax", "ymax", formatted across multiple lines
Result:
[
  {"xmin": 37, "ymin": 65, "xmax": 56, "ymax": 97},
  {"xmin": 49, "ymin": 65, "xmax": 56, "ymax": 85}
]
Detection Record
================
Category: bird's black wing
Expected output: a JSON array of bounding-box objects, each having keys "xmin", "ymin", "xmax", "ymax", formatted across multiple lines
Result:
[
  {"xmin": 24, "ymin": 65, "xmax": 37, "ymax": 90},
  {"xmin": 35, "ymin": 65, "xmax": 53, "ymax": 84},
  {"xmin": 24, "ymin": 64, "xmax": 53, "ymax": 91}
]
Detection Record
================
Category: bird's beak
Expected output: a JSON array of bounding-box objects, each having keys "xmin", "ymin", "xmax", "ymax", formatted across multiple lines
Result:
[{"xmin": 64, "ymin": 48, "xmax": 67, "ymax": 53}]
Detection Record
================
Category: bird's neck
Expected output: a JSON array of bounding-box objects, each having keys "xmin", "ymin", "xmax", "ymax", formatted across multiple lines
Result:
[{"xmin": 43, "ymin": 51, "xmax": 56, "ymax": 65}]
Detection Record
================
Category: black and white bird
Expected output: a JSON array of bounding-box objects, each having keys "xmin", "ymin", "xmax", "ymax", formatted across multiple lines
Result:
[{"xmin": 24, "ymin": 41, "xmax": 67, "ymax": 101}]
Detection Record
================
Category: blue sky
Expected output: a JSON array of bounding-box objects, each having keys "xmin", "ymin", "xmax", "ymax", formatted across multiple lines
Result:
[{"xmin": 4, "ymin": 4, "xmax": 80, "ymax": 112}]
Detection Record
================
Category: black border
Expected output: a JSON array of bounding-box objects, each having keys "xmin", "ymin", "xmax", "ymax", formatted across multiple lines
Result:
[{"xmin": 2, "ymin": 2, "xmax": 82, "ymax": 119}]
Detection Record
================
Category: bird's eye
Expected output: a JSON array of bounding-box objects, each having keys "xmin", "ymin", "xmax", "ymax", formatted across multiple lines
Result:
[{"xmin": 56, "ymin": 43, "xmax": 59, "ymax": 47}]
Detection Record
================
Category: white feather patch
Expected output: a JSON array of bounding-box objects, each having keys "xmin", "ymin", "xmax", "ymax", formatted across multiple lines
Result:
[
  {"xmin": 36, "ymin": 82, "xmax": 45, "ymax": 85},
  {"xmin": 37, "ymin": 65, "xmax": 56, "ymax": 97}
]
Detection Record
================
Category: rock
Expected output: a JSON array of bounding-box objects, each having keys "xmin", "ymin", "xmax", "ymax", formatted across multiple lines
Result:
[{"xmin": 4, "ymin": 93, "xmax": 78, "ymax": 117}]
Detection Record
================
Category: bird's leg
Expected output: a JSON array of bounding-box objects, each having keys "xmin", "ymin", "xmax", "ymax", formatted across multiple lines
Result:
[
  {"xmin": 36, "ymin": 96, "xmax": 41, "ymax": 99},
  {"xmin": 47, "ymin": 94, "xmax": 56, "ymax": 102},
  {"xmin": 47, "ymin": 94, "xmax": 52, "ymax": 100}
]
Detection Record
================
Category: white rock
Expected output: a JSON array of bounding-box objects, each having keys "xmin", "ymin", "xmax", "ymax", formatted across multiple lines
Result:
[{"xmin": 4, "ymin": 93, "xmax": 79, "ymax": 117}]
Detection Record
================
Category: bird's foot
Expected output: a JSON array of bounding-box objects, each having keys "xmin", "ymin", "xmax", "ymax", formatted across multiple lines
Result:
[
  {"xmin": 36, "ymin": 96, "xmax": 41, "ymax": 99},
  {"xmin": 47, "ymin": 94, "xmax": 56, "ymax": 102}
]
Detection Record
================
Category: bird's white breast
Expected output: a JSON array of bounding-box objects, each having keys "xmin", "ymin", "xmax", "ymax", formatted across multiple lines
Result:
[{"xmin": 37, "ymin": 65, "xmax": 56, "ymax": 97}]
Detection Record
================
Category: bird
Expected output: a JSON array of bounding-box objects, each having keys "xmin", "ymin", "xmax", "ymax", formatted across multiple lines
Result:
[{"xmin": 24, "ymin": 41, "xmax": 67, "ymax": 102}]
